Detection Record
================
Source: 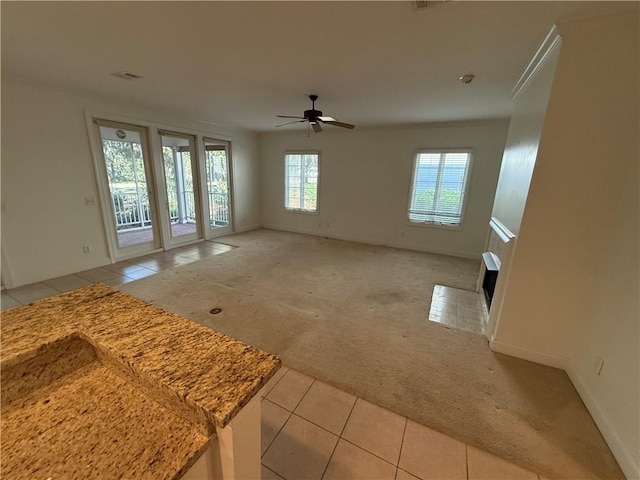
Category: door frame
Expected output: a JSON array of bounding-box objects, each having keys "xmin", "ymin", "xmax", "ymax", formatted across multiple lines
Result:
[
  {"xmin": 87, "ymin": 117, "xmax": 163, "ymax": 262},
  {"xmin": 85, "ymin": 111, "xmax": 236, "ymax": 262},
  {"xmin": 157, "ymin": 129, "xmax": 204, "ymax": 247},
  {"xmin": 202, "ymin": 137, "xmax": 235, "ymax": 239}
]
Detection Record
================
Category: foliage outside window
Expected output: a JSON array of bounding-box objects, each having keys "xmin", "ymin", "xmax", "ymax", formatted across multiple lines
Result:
[
  {"xmin": 205, "ymin": 145, "xmax": 231, "ymax": 227},
  {"xmin": 162, "ymin": 145, "xmax": 195, "ymax": 223},
  {"xmin": 408, "ymin": 150, "xmax": 472, "ymax": 227},
  {"xmin": 285, "ymin": 153, "xmax": 319, "ymax": 212},
  {"xmin": 102, "ymin": 139, "xmax": 152, "ymax": 231}
]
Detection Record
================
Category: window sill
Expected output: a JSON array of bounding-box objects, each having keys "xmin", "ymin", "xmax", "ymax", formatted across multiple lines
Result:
[
  {"xmin": 284, "ymin": 208, "xmax": 319, "ymax": 216},
  {"xmin": 406, "ymin": 220, "xmax": 463, "ymax": 231}
]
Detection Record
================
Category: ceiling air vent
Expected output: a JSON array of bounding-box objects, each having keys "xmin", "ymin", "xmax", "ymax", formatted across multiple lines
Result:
[{"xmin": 111, "ymin": 71, "xmax": 143, "ymax": 81}]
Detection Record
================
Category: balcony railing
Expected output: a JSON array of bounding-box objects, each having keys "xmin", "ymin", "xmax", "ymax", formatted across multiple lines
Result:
[
  {"xmin": 210, "ymin": 191, "xmax": 229, "ymax": 226},
  {"xmin": 112, "ymin": 190, "xmax": 152, "ymax": 230},
  {"xmin": 112, "ymin": 189, "xmax": 229, "ymax": 229},
  {"xmin": 166, "ymin": 190, "xmax": 196, "ymax": 225}
]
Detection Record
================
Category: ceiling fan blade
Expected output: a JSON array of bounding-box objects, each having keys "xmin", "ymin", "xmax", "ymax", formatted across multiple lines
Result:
[
  {"xmin": 323, "ymin": 120, "xmax": 355, "ymax": 129},
  {"xmin": 311, "ymin": 122, "xmax": 322, "ymax": 133},
  {"xmin": 277, "ymin": 115, "xmax": 306, "ymax": 119},
  {"xmin": 318, "ymin": 116, "xmax": 337, "ymax": 122},
  {"xmin": 276, "ymin": 120, "xmax": 307, "ymax": 127}
]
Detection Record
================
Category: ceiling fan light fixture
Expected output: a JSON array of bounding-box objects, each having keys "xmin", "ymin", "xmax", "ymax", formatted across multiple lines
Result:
[{"xmin": 276, "ymin": 95, "xmax": 355, "ymax": 133}]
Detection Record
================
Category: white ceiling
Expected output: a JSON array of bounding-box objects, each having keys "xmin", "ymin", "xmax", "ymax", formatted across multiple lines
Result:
[{"xmin": 1, "ymin": 1, "xmax": 632, "ymax": 132}]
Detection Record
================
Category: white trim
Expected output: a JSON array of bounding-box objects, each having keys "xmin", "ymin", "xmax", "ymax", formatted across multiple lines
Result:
[
  {"xmin": 84, "ymin": 110, "xmax": 236, "ymax": 260},
  {"xmin": 489, "ymin": 216, "xmax": 515, "ymax": 243},
  {"xmin": 83, "ymin": 109, "xmax": 235, "ymax": 143},
  {"xmin": 157, "ymin": 129, "xmax": 205, "ymax": 247},
  {"xmin": 511, "ymin": 26, "xmax": 562, "ymax": 101},
  {"xmin": 567, "ymin": 365, "xmax": 640, "ymax": 480},
  {"xmin": 407, "ymin": 148, "xmax": 474, "ymax": 229},
  {"xmin": 202, "ymin": 137, "xmax": 235, "ymax": 238},
  {"xmin": 86, "ymin": 116, "xmax": 164, "ymax": 261},
  {"xmin": 483, "ymin": 218, "xmax": 517, "ymax": 340},
  {"xmin": 484, "ymin": 234, "xmax": 517, "ymax": 341},
  {"xmin": 233, "ymin": 224, "xmax": 261, "ymax": 234},
  {"xmin": 147, "ymin": 125, "xmax": 173, "ymax": 249},
  {"xmin": 489, "ymin": 339, "xmax": 568, "ymax": 370},
  {"xmin": 284, "ymin": 151, "xmax": 320, "ymax": 214},
  {"xmin": 83, "ymin": 112, "xmax": 120, "ymax": 262}
]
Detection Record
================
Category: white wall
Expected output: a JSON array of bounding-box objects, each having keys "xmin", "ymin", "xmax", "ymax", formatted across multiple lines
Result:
[
  {"xmin": 491, "ymin": 37, "xmax": 560, "ymax": 237},
  {"xmin": 571, "ymin": 149, "xmax": 639, "ymax": 480},
  {"xmin": 491, "ymin": 11, "xmax": 639, "ymax": 478},
  {"xmin": 486, "ymin": 34, "xmax": 561, "ymax": 350},
  {"xmin": 259, "ymin": 121, "xmax": 508, "ymax": 258},
  {"xmin": 1, "ymin": 77, "xmax": 260, "ymax": 287},
  {"xmin": 228, "ymin": 131, "xmax": 260, "ymax": 233}
]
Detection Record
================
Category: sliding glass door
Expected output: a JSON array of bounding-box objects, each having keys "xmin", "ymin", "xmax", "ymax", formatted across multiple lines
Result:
[
  {"xmin": 92, "ymin": 119, "xmax": 232, "ymax": 260},
  {"xmin": 204, "ymin": 138, "xmax": 233, "ymax": 237},
  {"xmin": 159, "ymin": 131, "xmax": 202, "ymax": 245},
  {"xmin": 96, "ymin": 121, "xmax": 161, "ymax": 257}
]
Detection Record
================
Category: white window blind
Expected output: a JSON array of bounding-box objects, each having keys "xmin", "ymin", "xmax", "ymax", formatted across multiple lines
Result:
[
  {"xmin": 408, "ymin": 151, "xmax": 471, "ymax": 227},
  {"xmin": 285, "ymin": 153, "xmax": 319, "ymax": 212}
]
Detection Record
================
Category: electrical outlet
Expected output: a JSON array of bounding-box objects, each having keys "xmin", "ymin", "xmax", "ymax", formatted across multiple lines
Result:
[{"xmin": 82, "ymin": 245, "xmax": 92, "ymax": 254}]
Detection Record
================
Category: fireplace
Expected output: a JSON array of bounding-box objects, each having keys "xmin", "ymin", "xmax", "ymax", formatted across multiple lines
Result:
[
  {"xmin": 479, "ymin": 218, "xmax": 517, "ymax": 336},
  {"xmin": 481, "ymin": 252, "xmax": 499, "ymax": 309}
]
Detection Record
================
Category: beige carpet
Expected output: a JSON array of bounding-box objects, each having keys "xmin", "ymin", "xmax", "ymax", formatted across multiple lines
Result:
[{"xmin": 121, "ymin": 229, "xmax": 622, "ymax": 480}]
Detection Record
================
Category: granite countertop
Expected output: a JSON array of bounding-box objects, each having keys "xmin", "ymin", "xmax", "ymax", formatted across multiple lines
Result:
[{"xmin": 1, "ymin": 283, "xmax": 281, "ymax": 479}]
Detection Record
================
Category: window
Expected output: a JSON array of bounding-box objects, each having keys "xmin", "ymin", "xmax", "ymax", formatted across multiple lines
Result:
[
  {"xmin": 285, "ymin": 152, "xmax": 319, "ymax": 212},
  {"xmin": 408, "ymin": 150, "xmax": 472, "ymax": 227}
]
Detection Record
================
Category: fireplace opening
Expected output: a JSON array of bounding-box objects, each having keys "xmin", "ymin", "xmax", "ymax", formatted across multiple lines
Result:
[{"xmin": 481, "ymin": 252, "xmax": 499, "ymax": 309}]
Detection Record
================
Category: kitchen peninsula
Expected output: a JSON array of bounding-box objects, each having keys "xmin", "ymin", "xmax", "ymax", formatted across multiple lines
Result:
[{"xmin": 1, "ymin": 283, "xmax": 280, "ymax": 479}]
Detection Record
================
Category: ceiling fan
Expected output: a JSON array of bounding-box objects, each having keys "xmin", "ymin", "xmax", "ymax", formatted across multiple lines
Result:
[{"xmin": 276, "ymin": 95, "xmax": 355, "ymax": 133}]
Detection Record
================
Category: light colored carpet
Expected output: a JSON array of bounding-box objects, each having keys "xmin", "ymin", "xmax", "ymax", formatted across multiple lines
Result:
[{"xmin": 120, "ymin": 229, "xmax": 622, "ymax": 480}]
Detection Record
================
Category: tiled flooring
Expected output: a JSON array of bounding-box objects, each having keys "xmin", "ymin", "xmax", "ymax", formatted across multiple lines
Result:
[
  {"xmin": 117, "ymin": 223, "xmax": 198, "ymax": 248},
  {"xmin": 0, "ymin": 240, "xmax": 234, "ymax": 310},
  {"xmin": 261, "ymin": 366, "xmax": 546, "ymax": 480},
  {"xmin": 428, "ymin": 285, "xmax": 488, "ymax": 335}
]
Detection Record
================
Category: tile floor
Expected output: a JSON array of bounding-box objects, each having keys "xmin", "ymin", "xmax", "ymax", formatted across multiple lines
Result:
[
  {"xmin": 117, "ymin": 223, "xmax": 198, "ymax": 248},
  {"xmin": 261, "ymin": 366, "xmax": 547, "ymax": 480},
  {"xmin": 428, "ymin": 285, "xmax": 488, "ymax": 335},
  {"xmin": 0, "ymin": 240, "xmax": 235, "ymax": 310}
]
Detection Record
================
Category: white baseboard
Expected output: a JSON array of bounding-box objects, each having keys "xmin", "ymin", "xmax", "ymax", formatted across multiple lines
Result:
[
  {"xmin": 489, "ymin": 339, "xmax": 568, "ymax": 370},
  {"xmin": 243, "ymin": 223, "xmax": 639, "ymax": 478},
  {"xmin": 567, "ymin": 365, "xmax": 639, "ymax": 480},
  {"xmin": 234, "ymin": 223, "xmax": 262, "ymax": 234},
  {"xmin": 261, "ymin": 224, "xmax": 479, "ymax": 259},
  {"xmin": 490, "ymin": 340, "xmax": 638, "ymax": 478}
]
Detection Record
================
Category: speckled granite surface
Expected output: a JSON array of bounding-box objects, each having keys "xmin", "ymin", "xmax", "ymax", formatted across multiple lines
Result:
[{"xmin": 1, "ymin": 283, "xmax": 281, "ymax": 479}]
